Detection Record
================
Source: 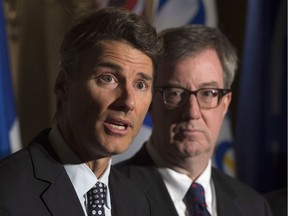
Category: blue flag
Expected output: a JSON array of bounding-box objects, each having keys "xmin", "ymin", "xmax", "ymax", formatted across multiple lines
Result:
[
  {"xmin": 235, "ymin": 0, "xmax": 286, "ymax": 193},
  {"xmin": 0, "ymin": 0, "xmax": 21, "ymax": 159},
  {"xmin": 153, "ymin": 0, "xmax": 217, "ymax": 32}
]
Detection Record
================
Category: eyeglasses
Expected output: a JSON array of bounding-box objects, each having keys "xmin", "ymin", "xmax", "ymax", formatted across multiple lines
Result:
[{"xmin": 155, "ymin": 87, "xmax": 231, "ymax": 109}]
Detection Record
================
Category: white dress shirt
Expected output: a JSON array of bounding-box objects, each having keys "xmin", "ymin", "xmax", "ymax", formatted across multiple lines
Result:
[
  {"xmin": 48, "ymin": 125, "xmax": 112, "ymax": 216},
  {"xmin": 147, "ymin": 140, "xmax": 217, "ymax": 216}
]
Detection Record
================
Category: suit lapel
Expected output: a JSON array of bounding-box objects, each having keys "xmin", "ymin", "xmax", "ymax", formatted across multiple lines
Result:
[
  {"xmin": 29, "ymin": 132, "xmax": 85, "ymax": 216},
  {"xmin": 41, "ymin": 171, "xmax": 85, "ymax": 216},
  {"xmin": 109, "ymin": 169, "xmax": 128, "ymax": 216},
  {"xmin": 109, "ymin": 168, "xmax": 152, "ymax": 216},
  {"xmin": 127, "ymin": 146, "xmax": 179, "ymax": 216},
  {"xmin": 212, "ymin": 169, "xmax": 242, "ymax": 216},
  {"xmin": 144, "ymin": 170, "xmax": 179, "ymax": 216}
]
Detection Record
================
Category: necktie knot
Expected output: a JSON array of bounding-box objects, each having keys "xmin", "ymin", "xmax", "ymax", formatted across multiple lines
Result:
[
  {"xmin": 87, "ymin": 182, "xmax": 107, "ymax": 216},
  {"xmin": 184, "ymin": 182, "xmax": 211, "ymax": 216},
  {"xmin": 189, "ymin": 183, "xmax": 206, "ymax": 205}
]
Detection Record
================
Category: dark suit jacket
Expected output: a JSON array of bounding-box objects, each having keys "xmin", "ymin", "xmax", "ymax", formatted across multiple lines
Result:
[
  {"xmin": 265, "ymin": 188, "xmax": 287, "ymax": 216},
  {"xmin": 0, "ymin": 130, "xmax": 151, "ymax": 216},
  {"xmin": 115, "ymin": 144, "xmax": 273, "ymax": 216}
]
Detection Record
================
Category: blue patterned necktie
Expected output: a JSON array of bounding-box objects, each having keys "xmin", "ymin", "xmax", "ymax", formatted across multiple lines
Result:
[
  {"xmin": 87, "ymin": 182, "xmax": 107, "ymax": 216},
  {"xmin": 184, "ymin": 182, "xmax": 211, "ymax": 216}
]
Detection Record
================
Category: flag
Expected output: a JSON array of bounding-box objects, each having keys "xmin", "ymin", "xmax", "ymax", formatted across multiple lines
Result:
[
  {"xmin": 152, "ymin": 0, "xmax": 217, "ymax": 32},
  {"xmin": 0, "ymin": 0, "xmax": 21, "ymax": 159},
  {"xmin": 107, "ymin": 0, "xmax": 146, "ymax": 16},
  {"xmin": 112, "ymin": 1, "xmax": 236, "ymax": 176},
  {"xmin": 235, "ymin": 0, "xmax": 286, "ymax": 193},
  {"xmin": 213, "ymin": 115, "xmax": 235, "ymax": 176},
  {"xmin": 121, "ymin": 0, "xmax": 146, "ymax": 15}
]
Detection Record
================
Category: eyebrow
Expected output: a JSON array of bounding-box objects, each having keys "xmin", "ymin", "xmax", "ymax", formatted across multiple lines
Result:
[
  {"xmin": 199, "ymin": 81, "xmax": 220, "ymax": 88},
  {"xmin": 96, "ymin": 61, "xmax": 153, "ymax": 81},
  {"xmin": 97, "ymin": 61, "xmax": 122, "ymax": 71}
]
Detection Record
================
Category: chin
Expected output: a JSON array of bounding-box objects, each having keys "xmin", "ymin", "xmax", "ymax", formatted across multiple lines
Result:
[
  {"xmin": 109, "ymin": 143, "xmax": 131, "ymax": 155},
  {"xmin": 179, "ymin": 142, "xmax": 205, "ymax": 153}
]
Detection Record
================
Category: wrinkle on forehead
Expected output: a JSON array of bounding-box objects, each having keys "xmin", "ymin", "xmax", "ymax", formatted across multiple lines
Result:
[{"xmin": 156, "ymin": 49, "xmax": 224, "ymax": 89}]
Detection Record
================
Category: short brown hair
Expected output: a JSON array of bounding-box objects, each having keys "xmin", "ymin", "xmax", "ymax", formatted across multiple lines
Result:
[{"xmin": 60, "ymin": 7, "xmax": 164, "ymax": 76}]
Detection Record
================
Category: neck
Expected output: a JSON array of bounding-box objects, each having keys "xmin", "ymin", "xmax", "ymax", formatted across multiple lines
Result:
[
  {"xmin": 56, "ymin": 121, "xmax": 111, "ymax": 178},
  {"xmin": 148, "ymin": 139, "xmax": 210, "ymax": 180},
  {"xmin": 86, "ymin": 158, "xmax": 110, "ymax": 178},
  {"xmin": 170, "ymin": 156, "xmax": 210, "ymax": 180}
]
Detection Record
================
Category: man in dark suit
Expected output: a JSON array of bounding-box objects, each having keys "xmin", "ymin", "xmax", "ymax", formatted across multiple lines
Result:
[
  {"xmin": 115, "ymin": 25, "xmax": 273, "ymax": 216},
  {"xmin": 0, "ymin": 7, "xmax": 163, "ymax": 216}
]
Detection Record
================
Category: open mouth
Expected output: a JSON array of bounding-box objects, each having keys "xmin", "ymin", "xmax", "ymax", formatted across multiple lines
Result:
[
  {"xmin": 108, "ymin": 121, "xmax": 127, "ymax": 130},
  {"xmin": 104, "ymin": 118, "xmax": 131, "ymax": 136}
]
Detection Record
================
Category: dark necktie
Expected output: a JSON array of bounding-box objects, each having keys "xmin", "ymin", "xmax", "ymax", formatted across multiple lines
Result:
[
  {"xmin": 183, "ymin": 182, "xmax": 211, "ymax": 216},
  {"xmin": 87, "ymin": 182, "xmax": 107, "ymax": 216}
]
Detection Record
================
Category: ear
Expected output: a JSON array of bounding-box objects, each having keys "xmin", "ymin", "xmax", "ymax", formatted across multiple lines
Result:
[
  {"xmin": 54, "ymin": 70, "xmax": 69, "ymax": 101},
  {"xmin": 222, "ymin": 92, "xmax": 232, "ymax": 117}
]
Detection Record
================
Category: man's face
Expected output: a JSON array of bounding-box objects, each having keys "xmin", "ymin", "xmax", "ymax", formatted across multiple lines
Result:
[
  {"xmin": 55, "ymin": 40, "xmax": 153, "ymax": 161},
  {"xmin": 150, "ymin": 49, "xmax": 231, "ymax": 162}
]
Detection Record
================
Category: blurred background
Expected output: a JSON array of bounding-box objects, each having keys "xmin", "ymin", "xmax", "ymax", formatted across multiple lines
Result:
[{"xmin": 0, "ymin": 0, "xmax": 286, "ymax": 195}]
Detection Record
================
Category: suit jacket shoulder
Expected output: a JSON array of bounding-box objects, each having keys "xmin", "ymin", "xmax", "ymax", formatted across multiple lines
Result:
[
  {"xmin": 211, "ymin": 168, "xmax": 273, "ymax": 216},
  {"xmin": 265, "ymin": 188, "xmax": 287, "ymax": 216},
  {"xmin": 0, "ymin": 130, "xmax": 152, "ymax": 216},
  {"xmin": 114, "ymin": 145, "xmax": 179, "ymax": 216},
  {"xmin": 0, "ymin": 129, "xmax": 85, "ymax": 216},
  {"xmin": 115, "ymin": 144, "xmax": 273, "ymax": 216},
  {"xmin": 109, "ymin": 167, "xmax": 151, "ymax": 216}
]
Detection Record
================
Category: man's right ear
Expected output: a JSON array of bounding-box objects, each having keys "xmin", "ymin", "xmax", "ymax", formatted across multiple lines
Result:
[{"xmin": 54, "ymin": 70, "xmax": 69, "ymax": 101}]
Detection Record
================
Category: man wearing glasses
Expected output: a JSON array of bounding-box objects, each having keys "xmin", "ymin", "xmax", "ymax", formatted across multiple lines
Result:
[{"xmin": 115, "ymin": 25, "xmax": 272, "ymax": 216}]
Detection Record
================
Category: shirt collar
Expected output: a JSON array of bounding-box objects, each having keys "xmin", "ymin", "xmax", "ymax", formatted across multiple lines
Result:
[
  {"xmin": 157, "ymin": 161, "xmax": 212, "ymax": 202},
  {"xmin": 146, "ymin": 137, "xmax": 212, "ymax": 203},
  {"xmin": 48, "ymin": 125, "xmax": 111, "ymax": 209}
]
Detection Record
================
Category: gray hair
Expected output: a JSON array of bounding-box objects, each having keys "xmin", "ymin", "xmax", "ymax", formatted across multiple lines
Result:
[{"xmin": 158, "ymin": 25, "xmax": 238, "ymax": 88}]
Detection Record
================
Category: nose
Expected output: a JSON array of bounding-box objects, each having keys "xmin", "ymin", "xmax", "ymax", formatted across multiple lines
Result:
[
  {"xmin": 114, "ymin": 85, "xmax": 135, "ymax": 112},
  {"xmin": 182, "ymin": 94, "xmax": 201, "ymax": 120}
]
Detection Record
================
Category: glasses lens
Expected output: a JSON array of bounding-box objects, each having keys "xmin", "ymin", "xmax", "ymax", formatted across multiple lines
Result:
[
  {"xmin": 163, "ymin": 88, "xmax": 187, "ymax": 107},
  {"xmin": 161, "ymin": 87, "xmax": 228, "ymax": 109},
  {"xmin": 197, "ymin": 89, "xmax": 220, "ymax": 108}
]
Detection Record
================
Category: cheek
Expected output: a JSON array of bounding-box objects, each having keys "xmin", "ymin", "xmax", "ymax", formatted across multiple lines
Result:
[
  {"xmin": 153, "ymin": 109, "xmax": 177, "ymax": 136},
  {"xmin": 205, "ymin": 111, "xmax": 225, "ymax": 140},
  {"xmin": 139, "ymin": 94, "xmax": 152, "ymax": 111},
  {"xmin": 66, "ymin": 85, "xmax": 86, "ymax": 115},
  {"xmin": 136, "ymin": 97, "xmax": 152, "ymax": 124},
  {"xmin": 68, "ymin": 84, "xmax": 104, "ymax": 122}
]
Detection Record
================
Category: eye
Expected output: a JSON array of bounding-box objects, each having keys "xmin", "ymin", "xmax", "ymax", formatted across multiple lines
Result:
[
  {"xmin": 96, "ymin": 74, "xmax": 119, "ymax": 89},
  {"xmin": 135, "ymin": 81, "xmax": 148, "ymax": 90},
  {"xmin": 99, "ymin": 74, "xmax": 117, "ymax": 84},
  {"xmin": 166, "ymin": 88, "xmax": 184, "ymax": 97},
  {"xmin": 200, "ymin": 89, "xmax": 219, "ymax": 98}
]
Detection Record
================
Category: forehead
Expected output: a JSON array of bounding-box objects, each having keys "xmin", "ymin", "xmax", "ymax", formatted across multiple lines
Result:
[
  {"xmin": 78, "ymin": 40, "xmax": 153, "ymax": 78},
  {"xmin": 98, "ymin": 40, "xmax": 150, "ymax": 64},
  {"xmin": 157, "ymin": 49, "xmax": 224, "ymax": 88}
]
